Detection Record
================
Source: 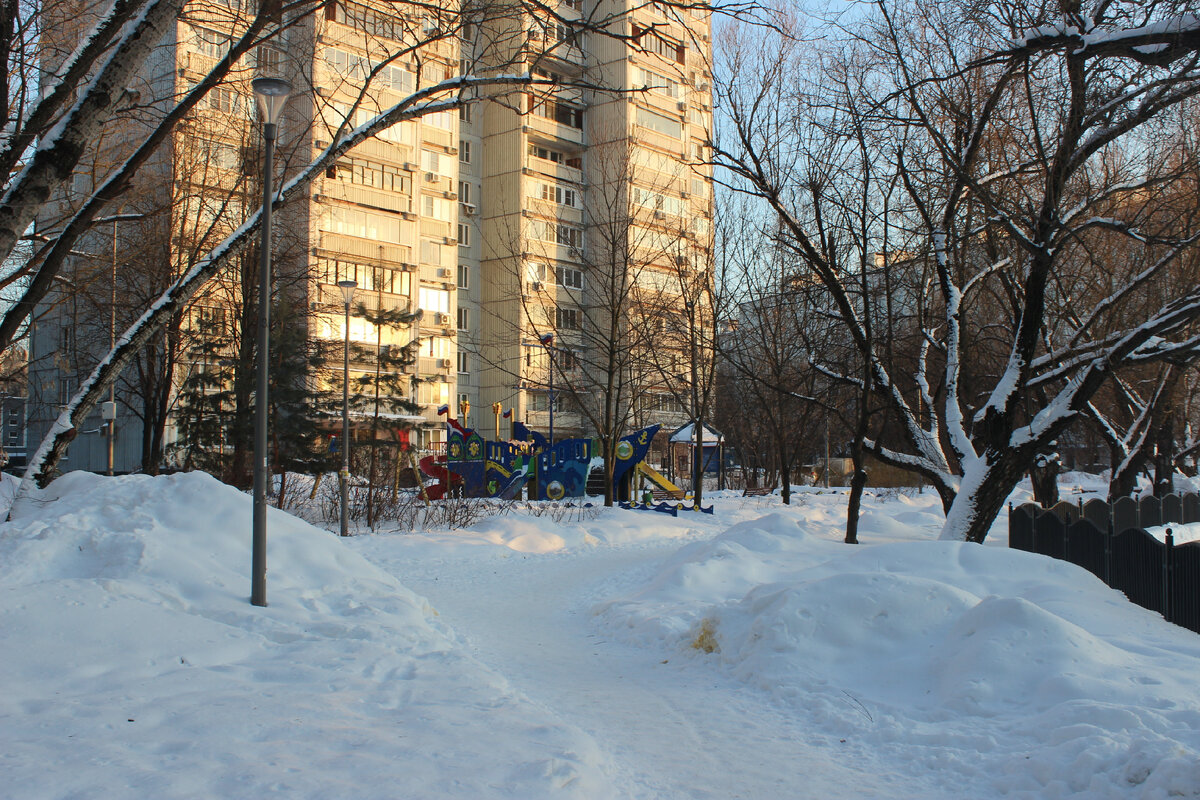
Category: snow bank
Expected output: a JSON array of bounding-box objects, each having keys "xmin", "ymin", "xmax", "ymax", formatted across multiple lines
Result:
[
  {"xmin": 0, "ymin": 472, "xmax": 613, "ymax": 799},
  {"xmin": 596, "ymin": 508, "xmax": 1200, "ymax": 798}
]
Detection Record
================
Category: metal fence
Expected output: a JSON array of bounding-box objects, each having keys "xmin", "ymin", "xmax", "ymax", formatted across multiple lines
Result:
[{"xmin": 1008, "ymin": 493, "xmax": 1200, "ymax": 635}]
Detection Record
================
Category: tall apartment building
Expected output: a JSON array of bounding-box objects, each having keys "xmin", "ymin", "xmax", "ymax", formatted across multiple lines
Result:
[{"xmin": 28, "ymin": 0, "xmax": 713, "ymax": 473}]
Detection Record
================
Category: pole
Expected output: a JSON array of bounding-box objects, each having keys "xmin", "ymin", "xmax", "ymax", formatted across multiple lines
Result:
[
  {"xmin": 251, "ymin": 121, "xmax": 276, "ymax": 607},
  {"xmin": 547, "ymin": 343, "xmax": 554, "ymax": 446},
  {"xmin": 108, "ymin": 218, "xmax": 117, "ymax": 476},
  {"xmin": 340, "ymin": 296, "xmax": 351, "ymax": 537}
]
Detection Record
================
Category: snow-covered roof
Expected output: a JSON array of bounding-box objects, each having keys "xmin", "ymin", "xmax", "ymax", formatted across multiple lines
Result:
[{"xmin": 669, "ymin": 422, "xmax": 723, "ymax": 443}]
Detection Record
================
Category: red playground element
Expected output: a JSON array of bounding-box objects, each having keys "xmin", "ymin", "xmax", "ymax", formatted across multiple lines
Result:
[{"xmin": 418, "ymin": 455, "xmax": 461, "ymax": 500}]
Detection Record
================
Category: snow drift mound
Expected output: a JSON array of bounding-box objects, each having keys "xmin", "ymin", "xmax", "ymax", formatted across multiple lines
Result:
[
  {"xmin": 0, "ymin": 472, "xmax": 612, "ymax": 800},
  {"xmin": 596, "ymin": 512, "xmax": 1200, "ymax": 798}
]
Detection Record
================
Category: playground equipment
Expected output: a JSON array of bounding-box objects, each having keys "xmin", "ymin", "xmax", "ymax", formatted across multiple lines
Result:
[{"xmin": 420, "ymin": 419, "xmax": 662, "ymax": 501}]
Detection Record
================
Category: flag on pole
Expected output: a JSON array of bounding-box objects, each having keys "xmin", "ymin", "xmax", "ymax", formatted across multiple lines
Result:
[
  {"xmin": 539, "ymin": 332, "xmax": 554, "ymax": 346},
  {"xmin": 437, "ymin": 404, "xmax": 450, "ymax": 416},
  {"xmin": 502, "ymin": 408, "xmax": 513, "ymax": 419}
]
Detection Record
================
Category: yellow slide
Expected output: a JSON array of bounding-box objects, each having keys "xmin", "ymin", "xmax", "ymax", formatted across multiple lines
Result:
[{"xmin": 636, "ymin": 462, "xmax": 685, "ymax": 499}]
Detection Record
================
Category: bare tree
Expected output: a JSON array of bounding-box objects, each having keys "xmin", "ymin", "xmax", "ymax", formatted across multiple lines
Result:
[{"xmin": 715, "ymin": 1, "xmax": 1200, "ymax": 543}]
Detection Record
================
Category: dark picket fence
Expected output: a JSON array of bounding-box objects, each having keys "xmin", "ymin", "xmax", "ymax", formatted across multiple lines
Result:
[{"xmin": 1008, "ymin": 493, "xmax": 1200, "ymax": 635}]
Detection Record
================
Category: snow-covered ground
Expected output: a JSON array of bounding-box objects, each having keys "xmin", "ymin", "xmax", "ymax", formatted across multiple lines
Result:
[{"xmin": 2, "ymin": 471, "xmax": 1199, "ymax": 798}]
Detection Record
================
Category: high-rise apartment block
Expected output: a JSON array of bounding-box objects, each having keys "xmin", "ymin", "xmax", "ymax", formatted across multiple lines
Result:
[{"xmin": 29, "ymin": 0, "xmax": 713, "ymax": 473}]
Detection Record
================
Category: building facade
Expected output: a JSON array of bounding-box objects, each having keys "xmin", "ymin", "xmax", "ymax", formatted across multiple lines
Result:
[{"xmin": 28, "ymin": 0, "xmax": 713, "ymax": 474}]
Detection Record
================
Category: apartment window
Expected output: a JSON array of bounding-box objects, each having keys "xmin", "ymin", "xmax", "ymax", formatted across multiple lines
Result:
[
  {"xmin": 529, "ymin": 96, "xmax": 584, "ymax": 129},
  {"xmin": 528, "ymin": 143, "xmax": 582, "ymax": 169},
  {"xmin": 457, "ymin": 350, "xmax": 470, "ymax": 373},
  {"xmin": 636, "ymin": 107, "xmax": 683, "ymax": 138},
  {"xmin": 457, "ymin": 307, "xmax": 469, "ymax": 330},
  {"xmin": 255, "ymin": 45, "xmax": 282, "ymax": 73},
  {"xmin": 458, "ymin": 181, "xmax": 471, "ymax": 204},
  {"xmin": 193, "ymin": 27, "xmax": 229, "ymax": 60},
  {"xmin": 208, "ymin": 87, "xmax": 244, "ymax": 115},
  {"xmin": 638, "ymin": 67, "xmax": 680, "ymax": 98},
  {"xmin": 556, "ymin": 307, "xmax": 581, "ymax": 330},
  {"xmin": 459, "ymin": 140, "xmax": 472, "ymax": 162},
  {"xmin": 459, "ymin": 103, "xmax": 472, "ymax": 122},
  {"xmin": 331, "ymin": 157, "xmax": 412, "ymax": 194},
  {"xmin": 333, "ymin": 0, "xmax": 408, "ymax": 41},
  {"xmin": 558, "ymin": 349, "xmax": 579, "ymax": 371},
  {"xmin": 555, "ymin": 265, "xmax": 583, "ymax": 290},
  {"xmin": 423, "ymin": 194, "xmax": 449, "ymax": 220},
  {"xmin": 457, "ymin": 223, "xmax": 471, "ymax": 246},
  {"xmin": 525, "ymin": 262, "xmax": 549, "ymax": 283},
  {"xmin": 531, "ymin": 181, "xmax": 579, "ymax": 208},
  {"xmin": 318, "ymin": 258, "xmax": 410, "ymax": 295},
  {"xmin": 417, "ymin": 381, "xmax": 450, "ymax": 406},
  {"xmin": 531, "ymin": 220, "xmax": 583, "ymax": 250},
  {"xmin": 324, "ymin": 48, "xmax": 413, "ymax": 93},
  {"xmin": 418, "ymin": 287, "xmax": 451, "ymax": 313},
  {"xmin": 322, "ymin": 207, "xmax": 403, "ymax": 242},
  {"xmin": 458, "ymin": 264, "xmax": 469, "ymax": 289},
  {"xmin": 421, "ymin": 149, "xmax": 442, "ymax": 174},
  {"xmin": 420, "ymin": 239, "xmax": 444, "ymax": 266},
  {"xmin": 632, "ymin": 26, "xmax": 685, "ymax": 63}
]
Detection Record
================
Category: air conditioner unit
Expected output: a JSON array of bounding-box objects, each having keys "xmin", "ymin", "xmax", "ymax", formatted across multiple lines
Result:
[
  {"xmin": 529, "ymin": 281, "xmax": 543, "ymax": 291},
  {"xmin": 653, "ymin": 210, "xmax": 666, "ymax": 219},
  {"xmin": 437, "ymin": 267, "xmax": 452, "ymax": 278},
  {"xmin": 424, "ymin": 172, "xmax": 438, "ymax": 182},
  {"xmin": 528, "ymin": 27, "xmax": 542, "ymax": 39},
  {"xmin": 435, "ymin": 312, "xmax": 449, "ymax": 325},
  {"xmin": 677, "ymin": 100, "xmax": 687, "ymax": 111},
  {"xmin": 461, "ymin": 202, "xmax": 477, "ymax": 216},
  {"xmin": 437, "ymin": 358, "xmax": 452, "ymax": 369},
  {"xmin": 403, "ymin": 162, "xmax": 418, "ymax": 171}
]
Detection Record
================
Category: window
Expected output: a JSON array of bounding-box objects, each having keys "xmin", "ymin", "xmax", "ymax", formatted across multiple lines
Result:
[
  {"xmin": 632, "ymin": 26, "xmax": 685, "ymax": 63},
  {"xmin": 322, "ymin": 207, "xmax": 403, "ymax": 242},
  {"xmin": 636, "ymin": 107, "xmax": 682, "ymax": 138},
  {"xmin": 638, "ymin": 67, "xmax": 680, "ymax": 98},
  {"xmin": 531, "ymin": 181, "xmax": 579, "ymax": 208},
  {"xmin": 525, "ymin": 262, "xmax": 549, "ymax": 283},
  {"xmin": 421, "ymin": 149, "xmax": 442, "ymax": 174},
  {"xmin": 559, "ymin": 349, "xmax": 581, "ymax": 371},
  {"xmin": 459, "ymin": 104, "xmax": 472, "ymax": 122},
  {"xmin": 457, "ymin": 307, "xmax": 469, "ymax": 330},
  {"xmin": 555, "ymin": 266, "xmax": 583, "ymax": 290},
  {"xmin": 457, "ymin": 222, "xmax": 471, "ymax": 246},
  {"xmin": 459, "ymin": 140, "xmax": 472, "ymax": 162},
  {"xmin": 458, "ymin": 264, "xmax": 469, "ymax": 289},
  {"xmin": 193, "ymin": 27, "xmax": 229, "ymax": 60},
  {"xmin": 318, "ymin": 258, "xmax": 410, "ymax": 295},
  {"xmin": 208, "ymin": 87, "xmax": 244, "ymax": 115},
  {"xmin": 324, "ymin": 48, "xmax": 413, "ymax": 93},
  {"xmin": 423, "ymin": 195, "xmax": 449, "ymax": 220},
  {"xmin": 528, "ymin": 143, "xmax": 582, "ymax": 169},
  {"xmin": 530, "ymin": 220, "xmax": 583, "ymax": 250},
  {"xmin": 458, "ymin": 181, "xmax": 471, "ymax": 204},
  {"xmin": 420, "ymin": 239, "xmax": 444, "ymax": 266},
  {"xmin": 529, "ymin": 96, "xmax": 584, "ymax": 129},
  {"xmin": 556, "ymin": 307, "xmax": 581, "ymax": 330},
  {"xmin": 417, "ymin": 381, "xmax": 450, "ymax": 406},
  {"xmin": 418, "ymin": 287, "xmax": 451, "ymax": 313},
  {"xmin": 330, "ymin": 158, "xmax": 412, "ymax": 195},
  {"xmin": 333, "ymin": 0, "xmax": 408, "ymax": 41},
  {"xmin": 255, "ymin": 45, "xmax": 282, "ymax": 73},
  {"xmin": 457, "ymin": 350, "xmax": 471, "ymax": 373}
]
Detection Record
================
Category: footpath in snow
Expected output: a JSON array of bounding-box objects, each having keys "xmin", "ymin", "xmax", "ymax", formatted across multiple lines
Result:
[{"xmin": 2, "ymin": 472, "xmax": 1200, "ymax": 798}]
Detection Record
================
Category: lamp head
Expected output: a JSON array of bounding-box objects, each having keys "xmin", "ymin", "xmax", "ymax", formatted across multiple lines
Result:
[
  {"xmin": 252, "ymin": 77, "xmax": 292, "ymax": 125},
  {"xmin": 337, "ymin": 279, "xmax": 358, "ymax": 304}
]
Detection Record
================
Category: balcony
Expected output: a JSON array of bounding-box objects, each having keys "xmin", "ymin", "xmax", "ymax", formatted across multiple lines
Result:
[{"xmin": 320, "ymin": 182, "xmax": 412, "ymax": 215}]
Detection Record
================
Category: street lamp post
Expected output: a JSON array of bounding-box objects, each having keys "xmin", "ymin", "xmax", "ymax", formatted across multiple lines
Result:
[
  {"xmin": 250, "ymin": 76, "xmax": 292, "ymax": 608},
  {"xmin": 337, "ymin": 279, "xmax": 357, "ymax": 537},
  {"xmin": 539, "ymin": 332, "xmax": 555, "ymax": 446}
]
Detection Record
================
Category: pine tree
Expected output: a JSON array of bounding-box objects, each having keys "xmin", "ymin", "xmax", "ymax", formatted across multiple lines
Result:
[{"xmin": 348, "ymin": 304, "xmax": 422, "ymax": 528}]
